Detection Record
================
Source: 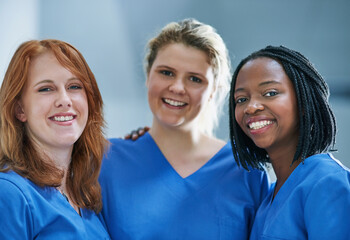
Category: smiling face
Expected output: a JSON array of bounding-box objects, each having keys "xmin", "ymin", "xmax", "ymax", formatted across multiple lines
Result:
[
  {"xmin": 234, "ymin": 57, "xmax": 299, "ymax": 156},
  {"xmin": 147, "ymin": 43, "xmax": 215, "ymax": 130},
  {"xmin": 16, "ymin": 51, "xmax": 88, "ymax": 154}
]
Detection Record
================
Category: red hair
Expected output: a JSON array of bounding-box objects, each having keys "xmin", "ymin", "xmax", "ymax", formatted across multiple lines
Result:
[{"xmin": 0, "ymin": 39, "xmax": 108, "ymax": 212}]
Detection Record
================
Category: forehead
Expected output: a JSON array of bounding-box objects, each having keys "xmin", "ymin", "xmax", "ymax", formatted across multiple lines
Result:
[
  {"xmin": 154, "ymin": 43, "xmax": 210, "ymax": 68},
  {"xmin": 28, "ymin": 51, "xmax": 74, "ymax": 82},
  {"xmin": 236, "ymin": 57, "xmax": 292, "ymax": 87},
  {"xmin": 30, "ymin": 51, "xmax": 59, "ymax": 68},
  {"xmin": 240, "ymin": 57, "xmax": 285, "ymax": 78}
]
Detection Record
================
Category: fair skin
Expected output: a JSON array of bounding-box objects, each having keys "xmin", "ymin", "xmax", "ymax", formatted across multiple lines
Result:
[
  {"xmin": 234, "ymin": 57, "xmax": 300, "ymax": 196},
  {"xmin": 147, "ymin": 43, "xmax": 225, "ymax": 178},
  {"xmin": 15, "ymin": 51, "xmax": 88, "ymax": 213}
]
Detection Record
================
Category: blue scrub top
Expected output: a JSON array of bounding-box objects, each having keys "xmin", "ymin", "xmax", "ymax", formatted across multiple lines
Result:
[
  {"xmin": 0, "ymin": 170, "xmax": 110, "ymax": 240},
  {"xmin": 250, "ymin": 153, "xmax": 350, "ymax": 240},
  {"xmin": 99, "ymin": 133, "xmax": 270, "ymax": 240}
]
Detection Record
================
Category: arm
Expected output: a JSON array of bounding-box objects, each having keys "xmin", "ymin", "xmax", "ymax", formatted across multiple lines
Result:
[{"xmin": 0, "ymin": 179, "xmax": 33, "ymax": 239}]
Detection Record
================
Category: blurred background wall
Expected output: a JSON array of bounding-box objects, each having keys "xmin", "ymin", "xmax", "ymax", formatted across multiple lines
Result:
[{"xmin": 1, "ymin": 0, "xmax": 349, "ymax": 170}]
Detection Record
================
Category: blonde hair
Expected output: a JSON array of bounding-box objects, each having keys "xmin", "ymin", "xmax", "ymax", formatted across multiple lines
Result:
[
  {"xmin": 145, "ymin": 18, "xmax": 231, "ymax": 136},
  {"xmin": 0, "ymin": 39, "xmax": 108, "ymax": 213}
]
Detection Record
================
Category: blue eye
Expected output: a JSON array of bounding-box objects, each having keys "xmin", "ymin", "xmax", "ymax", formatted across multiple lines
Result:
[
  {"xmin": 69, "ymin": 85, "xmax": 83, "ymax": 90},
  {"xmin": 38, "ymin": 87, "xmax": 52, "ymax": 92},
  {"xmin": 189, "ymin": 76, "xmax": 202, "ymax": 83},
  {"xmin": 160, "ymin": 70, "xmax": 174, "ymax": 77}
]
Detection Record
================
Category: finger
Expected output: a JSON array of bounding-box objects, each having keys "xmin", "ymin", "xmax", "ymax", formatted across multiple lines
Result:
[
  {"xmin": 132, "ymin": 133, "xmax": 138, "ymax": 140},
  {"xmin": 124, "ymin": 134, "xmax": 131, "ymax": 139}
]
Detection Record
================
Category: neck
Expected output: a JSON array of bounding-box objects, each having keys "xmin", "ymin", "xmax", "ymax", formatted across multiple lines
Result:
[
  {"xmin": 45, "ymin": 148, "xmax": 72, "ymax": 171},
  {"xmin": 268, "ymin": 148, "xmax": 300, "ymax": 196},
  {"xmin": 149, "ymin": 119, "xmax": 225, "ymax": 178},
  {"xmin": 37, "ymin": 145, "xmax": 73, "ymax": 187}
]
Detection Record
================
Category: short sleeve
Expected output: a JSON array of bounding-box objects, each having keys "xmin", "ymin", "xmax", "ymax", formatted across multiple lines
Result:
[
  {"xmin": 0, "ymin": 179, "xmax": 33, "ymax": 239},
  {"xmin": 304, "ymin": 170, "xmax": 350, "ymax": 240}
]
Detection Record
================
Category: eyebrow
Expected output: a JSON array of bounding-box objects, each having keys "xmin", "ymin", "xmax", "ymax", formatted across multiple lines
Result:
[
  {"xmin": 234, "ymin": 80, "xmax": 282, "ymax": 94},
  {"xmin": 155, "ymin": 65, "xmax": 205, "ymax": 78},
  {"xmin": 34, "ymin": 79, "xmax": 53, "ymax": 87},
  {"xmin": 33, "ymin": 78, "xmax": 80, "ymax": 87},
  {"xmin": 155, "ymin": 65, "xmax": 175, "ymax": 71}
]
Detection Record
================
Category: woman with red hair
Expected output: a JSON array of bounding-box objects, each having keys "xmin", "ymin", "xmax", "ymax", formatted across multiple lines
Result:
[{"xmin": 0, "ymin": 39, "xmax": 110, "ymax": 239}]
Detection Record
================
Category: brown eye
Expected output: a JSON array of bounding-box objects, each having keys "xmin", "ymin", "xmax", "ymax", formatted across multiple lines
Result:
[
  {"xmin": 264, "ymin": 91, "xmax": 278, "ymax": 97},
  {"xmin": 236, "ymin": 97, "xmax": 247, "ymax": 104}
]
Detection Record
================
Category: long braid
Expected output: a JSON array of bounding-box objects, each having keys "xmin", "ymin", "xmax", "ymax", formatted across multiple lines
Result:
[{"xmin": 229, "ymin": 45, "xmax": 336, "ymax": 170}]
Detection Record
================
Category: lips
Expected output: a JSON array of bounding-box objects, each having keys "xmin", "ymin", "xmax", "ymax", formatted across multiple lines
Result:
[
  {"xmin": 162, "ymin": 98, "xmax": 187, "ymax": 107},
  {"xmin": 248, "ymin": 120, "xmax": 273, "ymax": 130},
  {"xmin": 49, "ymin": 113, "xmax": 76, "ymax": 122}
]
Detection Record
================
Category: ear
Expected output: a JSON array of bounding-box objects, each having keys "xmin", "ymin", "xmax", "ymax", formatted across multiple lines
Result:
[{"xmin": 15, "ymin": 101, "xmax": 27, "ymax": 122}]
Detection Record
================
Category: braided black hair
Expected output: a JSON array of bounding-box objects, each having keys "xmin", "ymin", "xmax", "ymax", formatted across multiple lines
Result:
[{"xmin": 229, "ymin": 45, "xmax": 337, "ymax": 170}]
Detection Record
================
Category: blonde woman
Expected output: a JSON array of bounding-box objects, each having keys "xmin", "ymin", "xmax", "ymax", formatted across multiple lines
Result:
[{"xmin": 99, "ymin": 19, "xmax": 270, "ymax": 240}]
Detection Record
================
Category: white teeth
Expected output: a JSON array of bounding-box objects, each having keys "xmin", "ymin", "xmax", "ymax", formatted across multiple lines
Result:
[
  {"xmin": 249, "ymin": 120, "xmax": 273, "ymax": 130},
  {"xmin": 163, "ymin": 98, "xmax": 186, "ymax": 107},
  {"xmin": 54, "ymin": 116, "xmax": 74, "ymax": 122}
]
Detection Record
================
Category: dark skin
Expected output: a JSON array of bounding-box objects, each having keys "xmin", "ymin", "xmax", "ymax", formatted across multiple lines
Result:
[{"xmin": 234, "ymin": 57, "xmax": 300, "ymax": 198}]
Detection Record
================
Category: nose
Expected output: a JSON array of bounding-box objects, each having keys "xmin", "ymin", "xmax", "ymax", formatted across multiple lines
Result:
[
  {"xmin": 168, "ymin": 78, "xmax": 186, "ymax": 95},
  {"xmin": 244, "ymin": 98, "xmax": 264, "ymax": 115},
  {"xmin": 55, "ymin": 89, "xmax": 72, "ymax": 108}
]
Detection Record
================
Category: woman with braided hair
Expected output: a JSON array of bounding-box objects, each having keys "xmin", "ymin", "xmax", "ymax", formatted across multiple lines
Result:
[{"xmin": 229, "ymin": 45, "xmax": 350, "ymax": 239}]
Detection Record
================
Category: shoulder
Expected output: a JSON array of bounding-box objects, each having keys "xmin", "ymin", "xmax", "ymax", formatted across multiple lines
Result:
[
  {"xmin": 0, "ymin": 171, "xmax": 36, "ymax": 205},
  {"xmin": 0, "ymin": 171, "xmax": 31, "ymax": 194},
  {"xmin": 302, "ymin": 153, "xmax": 349, "ymax": 181},
  {"xmin": 217, "ymin": 141, "xmax": 271, "ymax": 191},
  {"xmin": 107, "ymin": 133, "xmax": 153, "ymax": 154},
  {"xmin": 100, "ymin": 133, "xmax": 156, "ymax": 178},
  {"xmin": 0, "ymin": 172, "xmax": 34, "ymax": 237},
  {"xmin": 307, "ymin": 154, "xmax": 350, "ymax": 192},
  {"xmin": 215, "ymin": 141, "xmax": 271, "ymax": 207},
  {"xmin": 301, "ymin": 154, "xmax": 350, "ymax": 202},
  {"xmin": 302, "ymin": 155, "xmax": 350, "ymax": 237}
]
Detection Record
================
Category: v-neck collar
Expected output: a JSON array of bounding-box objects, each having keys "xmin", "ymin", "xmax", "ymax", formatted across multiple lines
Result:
[
  {"xmin": 262, "ymin": 154, "xmax": 329, "ymax": 228},
  {"xmin": 143, "ymin": 132, "xmax": 232, "ymax": 200}
]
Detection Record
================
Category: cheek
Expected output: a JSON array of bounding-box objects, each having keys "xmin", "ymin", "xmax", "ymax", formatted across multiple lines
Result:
[
  {"xmin": 147, "ymin": 78, "xmax": 163, "ymax": 97},
  {"xmin": 234, "ymin": 105, "xmax": 243, "ymax": 123},
  {"xmin": 24, "ymin": 98, "xmax": 48, "ymax": 117},
  {"xmin": 73, "ymin": 94, "xmax": 89, "ymax": 116},
  {"xmin": 193, "ymin": 86, "xmax": 211, "ymax": 105}
]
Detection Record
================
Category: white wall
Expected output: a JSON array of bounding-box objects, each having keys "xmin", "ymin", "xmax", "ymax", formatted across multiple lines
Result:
[
  {"xmin": 1, "ymin": 0, "xmax": 349, "ymax": 168},
  {"xmin": 0, "ymin": 0, "xmax": 39, "ymax": 82}
]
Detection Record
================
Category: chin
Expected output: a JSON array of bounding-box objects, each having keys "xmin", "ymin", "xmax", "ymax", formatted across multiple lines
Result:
[{"xmin": 157, "ymin": 116, "xmax": 185, "ymax": 127}]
